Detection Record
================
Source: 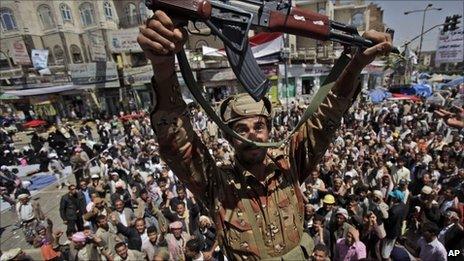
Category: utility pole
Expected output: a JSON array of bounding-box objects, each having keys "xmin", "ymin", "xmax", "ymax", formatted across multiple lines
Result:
[
  {"xmin": 404, "ymin": 3, "xmax": 442, "ymax": 61},
  {"xmin": 282, "ymin": 33, "xmax": 290, "ymax": 111}
]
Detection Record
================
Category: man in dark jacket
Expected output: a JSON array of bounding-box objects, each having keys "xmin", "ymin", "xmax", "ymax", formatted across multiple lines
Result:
[
  {"xmin": 381, "ymin": 189, "xmax": 408, "ymax": 260},
  {"xmin": 169, "ymin": 185, "xmax": 195, "ymax": 212},
  {"xmin": 438, "ymin": 210, "xmax": 464, "ymax": 261},
  {"xmin": 60, "ymin": 184, "xmax": 85, "ymax": 234},
  {"xmin": 110, "ymin": 214, "xmax": 146, "ymax": 251},
  {"xmin": 163, "ymin": 200, "xmax": 200, "ymax": 236},
  {"xmin": 78, "ymin": 179, "xmax": 95, "ymax": 207}
]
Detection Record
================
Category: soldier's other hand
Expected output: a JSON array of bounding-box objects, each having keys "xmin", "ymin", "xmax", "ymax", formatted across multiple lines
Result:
[
  {"xmin": 137, "ymin": 10, "xmax": 187, "ymax": 60},
  {"xmin": 354, "ymin": 30, "xmax": 393, "ymax": 67}
]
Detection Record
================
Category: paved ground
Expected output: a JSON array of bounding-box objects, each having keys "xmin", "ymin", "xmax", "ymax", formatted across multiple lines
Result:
[{"xmin": 0, "ymin": 177, "xmax": 72, "ymax": 259}]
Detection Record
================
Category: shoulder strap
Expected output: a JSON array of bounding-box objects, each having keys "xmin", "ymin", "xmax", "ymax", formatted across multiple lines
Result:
[{"xmin": 177, "ymin": 49, "xmax": 351, "ymax": 148}]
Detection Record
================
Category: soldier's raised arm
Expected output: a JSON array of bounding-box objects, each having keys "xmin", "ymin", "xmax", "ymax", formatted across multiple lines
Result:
[
  {"xmin": 137, "ymin": 11, "xmax": 219, "ymax": 203},
  {"xmin": 290, "ymin": 30, "xmax": 392, "ymax": 183}
]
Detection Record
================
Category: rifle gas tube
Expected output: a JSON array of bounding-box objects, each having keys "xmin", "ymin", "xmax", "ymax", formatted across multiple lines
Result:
[{"xmin": 146, "ymin": 0, "xmax": 399, "ymax": 102}]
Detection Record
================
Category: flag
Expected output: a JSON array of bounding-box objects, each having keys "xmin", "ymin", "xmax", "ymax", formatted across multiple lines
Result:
[{"xmin": 202, "ymin": 32, "xmax": 283, "ymax": 64}]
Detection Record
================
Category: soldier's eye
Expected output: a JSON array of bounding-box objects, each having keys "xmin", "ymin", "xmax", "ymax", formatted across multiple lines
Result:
[
  {"xmin": 255, "ymin": 123, "xmax": 265, "ymax": 133},
  {"xmin": 235, "ymin": 126, "xmax": 248, "ymax": 135}
]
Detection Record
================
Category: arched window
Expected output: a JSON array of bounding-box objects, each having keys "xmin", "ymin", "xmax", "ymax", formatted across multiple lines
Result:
[
  {"xmin": 70, "ymin": 44, "xmax": 83, "ymax": 63},
  {"xmin": 79, "ymin": 2, "xmax": 95, "ymax": 26},
  {"xmin": 351, "ymin": 12, "xmax": 364, "ymax": 28},
  {"xmin": 38, "ymin": 5, "xmax": 55, "ymax": 29},
  {"xmin": 125, "ymin": 3, "xmax": 137, "ymax": 25},
  {"xmin": 103, "ymin": 1, "xmax": 113, "ymax": 19},
  {"xmin": 60, "ymin": 4, "xmax": 72, "ymax": 22},
  {"xmin": 0, "ymin": 8, "xmax": 17, "ymax": 31},
  {"xmin": 53, "ymin": 45, "xmax": 65, "ymax": 64}
]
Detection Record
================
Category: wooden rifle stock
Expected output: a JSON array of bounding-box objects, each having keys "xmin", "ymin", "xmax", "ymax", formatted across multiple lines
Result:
[{"xmin": 268, "ymin": 7, "xmax": 330, "ymax": 41}]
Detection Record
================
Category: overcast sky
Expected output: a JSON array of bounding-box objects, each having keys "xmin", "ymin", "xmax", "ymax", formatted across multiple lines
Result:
[{"xmin": 369, "ymin": 0, "xmax": 463, "ymax": 52}]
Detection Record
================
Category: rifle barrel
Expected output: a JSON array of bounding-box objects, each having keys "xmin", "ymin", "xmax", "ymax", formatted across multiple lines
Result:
[{"xmin": 329, "ymin": 31, "xmax": 400, "ymax": 54}]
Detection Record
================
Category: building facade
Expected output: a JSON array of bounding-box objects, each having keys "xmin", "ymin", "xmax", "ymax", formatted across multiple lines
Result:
[
  {"xmin": 294, "ymin": 0, "xmax": 385, "ymax": 62},
  {"xmin": 0, "ymin": 1, "xmax": 155, "ymax": 117},
  {"xmin": 281, "ymin": 0, "xmax": 386, "ymax": 102},
  {"xmin": 1, "ymin": 0, "xmax": 388, "ymax": 119}
]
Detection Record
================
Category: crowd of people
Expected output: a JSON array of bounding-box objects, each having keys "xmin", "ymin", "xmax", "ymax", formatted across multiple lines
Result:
[{"xmin": 0, "ymin": 87, "xmax": 463, "ymax": 260}]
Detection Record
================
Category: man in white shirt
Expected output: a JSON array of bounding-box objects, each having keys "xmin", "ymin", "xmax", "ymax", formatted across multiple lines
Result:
[
  {"xmin": 344, "ymin": 163, "xmax": 359, "ymax": 179},
  {"xmin": 417, "ymin": 222, "xmax": 447, "ymax": 261},
  {"xmin": 392, "ymin": 158, "xmax": 411, "ymax": 185},
  {"xmin": 16, "ymin": 194, "xmax": 36, "ymax": 223}
]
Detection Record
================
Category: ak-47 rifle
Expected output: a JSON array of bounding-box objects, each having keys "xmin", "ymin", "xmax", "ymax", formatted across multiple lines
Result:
[{"xmin": 145, "ymin": 0, "xmax": 399, "ymax": 102}]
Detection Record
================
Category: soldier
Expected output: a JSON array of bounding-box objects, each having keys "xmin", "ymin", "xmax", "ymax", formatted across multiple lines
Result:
[{"xmin": 137, "ymin": 10, "xmax": 393, "ymax": 260}]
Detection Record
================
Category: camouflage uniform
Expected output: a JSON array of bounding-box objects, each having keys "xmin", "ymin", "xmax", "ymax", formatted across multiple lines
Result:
[{"xmin": 151, "ymin": 83, "xmax": 352, "ymax": 260}]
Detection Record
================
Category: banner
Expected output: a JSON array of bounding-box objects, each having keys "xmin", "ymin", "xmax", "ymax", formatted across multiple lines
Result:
[
  {"xmin": 89, "ymin": 32, "xmax": 107, "ymax": 61},
  {"xmin": 435, "ymin": 29, "xmax": 464, "ymax": 64},
  {"xmin": 108, "ymin": 28, "xmax": 142, "ymax": 53},
  {"xmin": 31, "ymin": 49, "xmax": 49, "ymax": 70},
  {"xmin": 10, "ymin": 40, "xmax": 31, "ymax": 65},
  {"xmin": 123, "ymin": 65, "xmax": 152, "ymax": 85},
  {"xmin": 69, "ymin": 62, "xmax": 118, "ymax": 84}
]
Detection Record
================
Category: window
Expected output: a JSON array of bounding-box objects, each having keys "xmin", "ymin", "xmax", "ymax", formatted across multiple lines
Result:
[
  {"xmin": 103, "ymin": 1, "xmax": 113, "ymax": 19},
  {"xmin": 302, "ymin": 77, "xmax": 315, "ymax": 95},
  {"xmin": 131, "ymin": 53, "xmax": 147, "ymax": 67},
  {"xmin": 318, "ymin": 8, "xmax": 326, "ymax": 15},
  {"xmin": 70, "ymin": 44, "xmax": 83, "ymax": 63},
  {"xmin": 79, "ymin": 2, "xmax": 95, "ymax": 26},
  {"xmin": 53, "ymin": 45, "xmax": 65, "ymax": 64},
  {"xmin": 351, "ymin": 12, "xmax": 364, "ymax": 29},
  {"xmin": 38, "ymin": 5, "xmax": 55, "ymax": 29},
  {"xmin": 1, "ymin": 8, "xmax": 18, "ymax": 31},
  {"xmin": 60, "ymin": 4, "xmax": 72, "ymax": 21},
  {"xmin": 125, "ymin": 3, "xmax": 137, "ymax": 25}
]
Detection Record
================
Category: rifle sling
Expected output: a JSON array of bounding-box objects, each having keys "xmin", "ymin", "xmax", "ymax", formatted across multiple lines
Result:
[{"xmin": 177, "ymin": 49, "xmax": 351, "ymax": 148}]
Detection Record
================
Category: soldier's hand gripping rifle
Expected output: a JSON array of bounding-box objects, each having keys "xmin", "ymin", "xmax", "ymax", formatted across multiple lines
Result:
[{"xmin": 145, "ymin": 0, "xmax": 399, "ymax": 102}]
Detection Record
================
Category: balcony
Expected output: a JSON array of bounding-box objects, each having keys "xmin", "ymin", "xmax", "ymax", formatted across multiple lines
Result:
[{"xmin": 119, "ymin": 14, "xmax": 145, "ymax": 28}]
